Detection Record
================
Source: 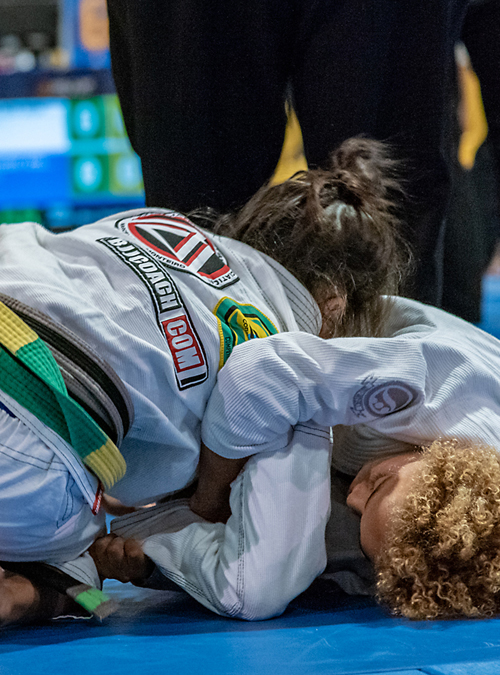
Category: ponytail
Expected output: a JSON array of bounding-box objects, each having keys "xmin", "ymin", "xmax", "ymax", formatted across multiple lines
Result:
[{"xmin": 196, "ymin": 137, "xmax": 412, "ymax": 337}]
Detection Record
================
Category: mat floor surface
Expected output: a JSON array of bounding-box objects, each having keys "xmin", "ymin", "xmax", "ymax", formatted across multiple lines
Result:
[
  {"xmin": 3, "ymin": 580, "xmax": 500, "ymax": 675},
  {"xmin": 3, "ymin": 277, "xmax": 500, "ymax": 675}
]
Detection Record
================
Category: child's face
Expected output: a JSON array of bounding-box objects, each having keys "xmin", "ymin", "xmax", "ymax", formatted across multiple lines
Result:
[{"xmin": 346, "ymin": 452, "xmax": 424, "ymax": 560}]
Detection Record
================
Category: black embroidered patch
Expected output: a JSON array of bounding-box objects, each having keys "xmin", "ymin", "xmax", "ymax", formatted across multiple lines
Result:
[
  {"xmin": 114, "ymin": 211, "xmax": 239, "ymax": 289},
  {"xmin": 99, "ymin": 236, "xmax": 208, "ymax": 390},
  {"xmin": 351, "ymin": 376, "xmax": 418, "ymax": 418}
]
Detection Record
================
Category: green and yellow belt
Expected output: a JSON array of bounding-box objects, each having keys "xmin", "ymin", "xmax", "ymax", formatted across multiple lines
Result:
[{"xmin": 0, "ymin": 301, "xmax": 126, "ymax": 490}]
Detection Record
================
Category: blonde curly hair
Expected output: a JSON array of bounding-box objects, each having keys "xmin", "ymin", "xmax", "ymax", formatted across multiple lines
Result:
[{"xmin": 376, "ymin": 439, "xmax": 500, "ymax": 619}]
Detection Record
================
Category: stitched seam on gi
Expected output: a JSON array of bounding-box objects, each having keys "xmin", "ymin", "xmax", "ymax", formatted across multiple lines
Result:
[
  {"xmin": 0, "ymin": 442, "xmax": 66, "ymax": 471},
  {"xmin": 58, "ymin": 476, "xmax": 76, "ymax": 526},
  {"xmin": 234, "ymin": 467, "xmax": 246, "ymax": 616},
  {"xmin": 268, "ymin": 265, "xmax": 319, "ymax": 333},
  {"xmin": 59, "ymin": 560, "xmax": 97, "ymax": 587},
  {"xmin": 295, "ymin": 423, "xmax": 330, "ymax": 440}
]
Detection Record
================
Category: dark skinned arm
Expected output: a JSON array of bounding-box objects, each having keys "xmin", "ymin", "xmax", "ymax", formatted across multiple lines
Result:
[{"xmin": 188, "ymin": 443, "xmax": 249, "ymax": 523}]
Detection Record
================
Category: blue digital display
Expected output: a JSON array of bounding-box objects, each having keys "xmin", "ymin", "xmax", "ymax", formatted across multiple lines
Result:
[{"xmin": 0, "ymin": 95, "xmax": 145, "ymax": 227}]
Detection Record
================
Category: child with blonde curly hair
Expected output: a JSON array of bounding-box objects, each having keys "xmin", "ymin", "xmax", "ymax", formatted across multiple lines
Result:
[{"xmin": 374, "ymin": 440, "xmax": 500, "ymax": 620}]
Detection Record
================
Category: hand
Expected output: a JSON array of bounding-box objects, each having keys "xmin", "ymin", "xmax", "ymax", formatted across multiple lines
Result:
[
  {"xmin": 101, "ymin": 494, "xmax": 136, "ymax": 516},
  {"xmin": 0, "ymin": 567, "xmax": 40, "ymax": 627},
  {"xmin": 89, "ymin": 534, "xmax": 155, "ymax": 584}
]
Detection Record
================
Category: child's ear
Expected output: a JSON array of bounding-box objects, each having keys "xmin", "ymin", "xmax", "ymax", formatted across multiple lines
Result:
[{"xmin": 318, "ymin": 294, "xmax": 346, "ymax": 338}]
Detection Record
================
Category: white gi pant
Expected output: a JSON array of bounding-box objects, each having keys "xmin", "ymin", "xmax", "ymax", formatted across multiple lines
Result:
[{"xmin": 112, "ymin": 422, "xmax": 332, "ymax": 620}]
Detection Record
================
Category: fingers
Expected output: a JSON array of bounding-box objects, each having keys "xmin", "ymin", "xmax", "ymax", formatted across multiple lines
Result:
[
  {"xmin": 101, "ymin": 494, "xmax": 136, "ymax": 516},
  {"xmin": 89, "ymin": 534, "xmax": 154, "ymax": 583},
  {"xmin": 89, "ymin": 534, "xmax": 124, "ymax": 581}
]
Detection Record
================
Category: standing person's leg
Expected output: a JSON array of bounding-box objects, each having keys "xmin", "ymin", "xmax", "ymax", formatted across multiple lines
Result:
[
  {"xmin": 293, "ymin": 0, "xmax": 468, "ymax": 306},
  {"xmin": 291, "ymin": 0, "xmax": 392, "ymax": 166},
  {"xmin": 373, "ymin": 0, "xmax": 459, "ymax": 306},
  {"xmin": 106, "ymin": 0, "xmax": 295, "ymax": 212},
  {"xmin": 441, "ymin": 1, "xmax": 500, "ymax": 322}
]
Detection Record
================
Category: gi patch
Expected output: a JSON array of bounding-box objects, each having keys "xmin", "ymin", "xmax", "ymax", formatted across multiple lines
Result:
[
  {"xmin": 214, "ymin": 297, "xmax": 278, "ymax": 368},
  {"xmin": 99, "ymin": 236, "xmax": 208, "ymax": 389},
  {"xmin": 114, "ymin": 211, "xmax": 238, "ymax": 289},
  {"xmin": 351, "ymin": 375, "xmax": 418, "ymax": 419},
  {"xmin": 161, "ymin": 311, "xmax": 208, "ymax": 389},
  {"xmin": 99, "ymin": 237, "xmax": 182, "ymax": 312}
]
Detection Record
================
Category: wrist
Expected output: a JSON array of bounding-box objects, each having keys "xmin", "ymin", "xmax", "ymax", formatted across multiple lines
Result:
[{"xmin": 131, "ymin": 556, "xmax": 156, "ymax": 586}]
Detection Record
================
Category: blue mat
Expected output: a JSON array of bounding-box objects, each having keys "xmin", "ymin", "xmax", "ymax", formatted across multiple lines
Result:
[{"xmin": 2, "ymin": 581, "xmax": 500, "ymax": 675}]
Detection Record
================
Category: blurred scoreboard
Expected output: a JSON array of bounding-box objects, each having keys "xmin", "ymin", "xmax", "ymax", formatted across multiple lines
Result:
[
  {"xmin": 0, "ymin": 94, "xmax": 144, "ymax": 228},
  {"xmin": 62, "ymin": 0, "xmax": 111, "ymax": 70}
]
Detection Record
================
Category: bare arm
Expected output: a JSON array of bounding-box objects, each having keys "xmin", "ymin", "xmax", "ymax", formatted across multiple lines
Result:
[
  {"xmin": 0, "ymin": 567, "xmax": 74, "ymax": 627},
  {"xmin": 189, "ymin": 443, "xmax": 248, "ymax": 523}
]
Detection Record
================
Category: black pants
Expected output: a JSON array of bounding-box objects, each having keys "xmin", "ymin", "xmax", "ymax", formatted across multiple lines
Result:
[{"xmin": 107, "ymin": 0, "xmax": 469, "ymax": 305}]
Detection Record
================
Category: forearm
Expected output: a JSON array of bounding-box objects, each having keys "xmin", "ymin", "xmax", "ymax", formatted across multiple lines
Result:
[
  {"xmin": 189, "ymin": 443, "xmax": 248, "ymax": 522},
  {"xmin": 0, "ymin": 570, "xmax": 75, "ymax": 627}
]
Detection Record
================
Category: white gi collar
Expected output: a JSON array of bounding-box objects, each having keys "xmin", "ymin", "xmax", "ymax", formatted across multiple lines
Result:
[{"xmin": 258, "ymin": 252, "xmax": 322, "ymax": 335}]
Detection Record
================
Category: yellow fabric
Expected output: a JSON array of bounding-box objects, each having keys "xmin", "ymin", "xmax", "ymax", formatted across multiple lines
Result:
[
  {"xmin": 0, "ymin": 302, "xmax": 38, "ymax": 354},
  {"xmin": 271, "ymin": 107, "xmax": 308, "ymax": 184},
  {"xmin": 85, "ymin": 438, "xmax": 127, "ymax": 488},
  {"xmin": 0, "ymin": 301, "xmax": 126, "ymax": 490},
  {"xmin": 458, "ymin": 63, "xmax": 488, "ymax": 170}
]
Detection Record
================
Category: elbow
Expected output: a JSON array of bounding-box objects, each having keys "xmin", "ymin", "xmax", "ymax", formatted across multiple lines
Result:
[
  {"xmin": 227, "ymin": 594, "xmax": 289, "ymax": 622},
  {"xmin": 222, "ymin": 575, "xmax": 308, "ymax": 621}
]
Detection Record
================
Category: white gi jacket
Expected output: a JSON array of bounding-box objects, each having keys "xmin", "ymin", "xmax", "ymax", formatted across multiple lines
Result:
[
  {"xmin": 202, "ymin": 295, "xmax": 500, "ymax": 470},
  {"xmin": 110, "ymin": 296, "xmax": 500, "ymax": 619},
  {"xmin": 0, "ymin": 208, "xmax": 323, "ymax": 571}
]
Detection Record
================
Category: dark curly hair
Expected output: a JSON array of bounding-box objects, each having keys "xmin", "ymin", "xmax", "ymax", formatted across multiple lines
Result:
[
  {"xmin": 192, "ymin": 137, "xmax": 412, "ymax": 337},
  {"xmin": 376, "ymin": 440, "xmax": 500, "ymax": 619}
]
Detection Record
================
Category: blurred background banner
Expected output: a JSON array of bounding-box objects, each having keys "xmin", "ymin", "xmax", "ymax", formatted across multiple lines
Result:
[
  {"xmin": 61, "ymin": 0, "xmax": 110, "ymax": 69},
  {"xmin": 0, "ymin": 0, "xmax": 144, "ymax": 229},
  {"xmin": 0, "ymin": 92, "xmax": 144, "ymax": 229}
]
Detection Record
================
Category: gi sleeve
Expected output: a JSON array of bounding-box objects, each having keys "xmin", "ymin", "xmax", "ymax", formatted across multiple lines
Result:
[
  {"xmin": 201, "ymin": 331, "xmax": 428, "ymax": 459},
  {"xmin": 110, "ymin": 423, "xmax": 332, "ymax": 620}
]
